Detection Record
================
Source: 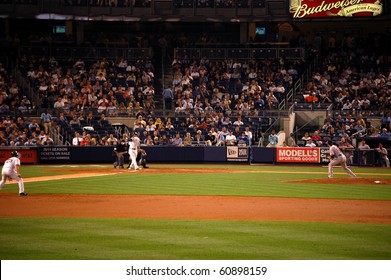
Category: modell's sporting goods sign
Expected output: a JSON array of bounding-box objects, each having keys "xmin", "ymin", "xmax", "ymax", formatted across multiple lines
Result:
[{"xmin": 289, "ymin": 0, "xmax": 383, "ymax": 18}]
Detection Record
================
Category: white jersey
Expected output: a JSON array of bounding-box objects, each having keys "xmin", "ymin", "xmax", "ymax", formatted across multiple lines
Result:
[
  {"xmin": 128, "ymin": 138, "xmax": 140, "ymax": 170},
  {"xmin": 2, "ymin": 157, "xmax": 20, "ymax": 173},
  {"xmin": 0, "ymin": 156, "xmax": 25, "ymax": 194},
  {"xmin": 132, "ymin": 136, "xmax": 141, "ymax": 148},
  {"xmin": 128, "ymin": 140, "xmax": 137, "ymax": 152}
]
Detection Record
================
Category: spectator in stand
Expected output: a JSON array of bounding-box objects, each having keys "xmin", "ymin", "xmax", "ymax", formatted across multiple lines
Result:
[
  {"xmin": 53, "ymin": 97, "xmax": 65, "ymax": 111},
  {"xmin": 305, "ymin": 139, "xmax": 317, "ymax": 147},
  {"xmin": 380, "ymin": 128, "xmax": 390, "ymax": 138},
  {"xmin": 69, "ymin": 115, "xmax": 81, "ymax": 127},
  {"xmin": 305, "ymin": 92, "xmax": 318, "ymax": 104},
  {"xmin": 72, "ymin": 132, "xmax": 83, "ymax": 146},
  {"xmin": 244, "ymin": 126, "xmax": 253, "ymax": 144},
  {"xmin": 205, "ymin": 130, "xmax": 217, "ymax": 146},
  {"xmin": 144, "ymin": 134, "xmax": 155, "ymax": 146},
  {"xmin": 40, "ymin": 111, "xmax": 53, "ymax": 136},
  {"xmin": 268, "ymin": 129, "xmax": 279, "ymax": 147},
  {"xmin": 381, "ymin": 112, "xmax": 391, "ymax": 127},
  {"xmin": 342, "ymin": 99, "xmax": 353, "ymax": 110},
  {"xmin": 28, "ymin": 119, "xmax": 41, "ymax": 134},
  {"xmin": 301, "ymin": 132, "xmax": 311, "ymax": 145},
  {"xmin": 375, "ymin": 143, "xmax": 390, "ymax": 167},
  {"xmin": 183, "ymin": 132, "xmax": 193, "ymax": 146},
  {"xmin": 353, "ymin": 120, "xmax": 366, "ymax": 135},
  {"xmin": 311, "ymin": 130, "xmax": 323, "ymax": 146},
  {"xmin": 233, "ymin": 117, "xmax": 244, "ymax": 126},
  {"xmin": 216, "ymin": 126, "xmax": 228, "ymax": 146},
  {"xmin": 238, "ymin": 132, "xmax": 249, "ymax": 146},
  {"xmin": 194, "ymin": 130, "xmax": 205, "ymax": 145},
  {"xmin": 266, "ymin": 91, "xmax": 279, "ymax": 109},
  {"xmin": 225, "ymin": 130, "xmax": 237, "ymax": 146},
  {"xmin": 158, "ymin": 134, "xmax": 169, "ymax": 145},
  {"xmin": 288, "ymin": 132, "xmax": 297, "ymax": 147},
  {"xmin": 357, "ymin": 139, "xmax": 370, "ymax": 166},
  {"xmin": 17, "ymin": 102, "xmax": 28, "ymax": 114},
  {"xmin": 42, "ymin": 134, "xmax": 54, "ymax": 145},
  {"xmin": 172, "ymin": 133, "xmax": 183, "ymax": 146},
  {"xmin": 163, "ymin": 85, "xmax": 174, "ymax": 109},
  {"xmin": 370, "ymin": 128, "xmax": 381, "ymax": 137},
  {"xmin": 335, "ymin": 114, "xmax": 345, "ymax": 126},
  {"xmin": 106, "ymin": 134, "xmax": 118, "ymax": 146},
  {"xmin": 324, "ymin": 113, "xmax": 334, "ymax": 125},
  {"xmin": 338, "ymin": 137, "xmax": 354, "ymax": 165},
  {"xmin": 106, "ymin": 101, "xmax": 118, "ymax": 116}
]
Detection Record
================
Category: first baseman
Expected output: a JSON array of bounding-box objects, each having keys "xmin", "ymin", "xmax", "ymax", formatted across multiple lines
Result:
[
  {"xmin": 327, "ymin": 140, "xmax": 356, "ymax": 179},
  {"xmin": 0, "ymin": 151, "xmax": 27, "ymax": 196}
]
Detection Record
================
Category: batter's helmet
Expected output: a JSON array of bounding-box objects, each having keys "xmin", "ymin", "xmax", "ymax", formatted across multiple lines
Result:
[{"xmin": 11, "ymin": 151, "xmax": 21, "ymax": 158}]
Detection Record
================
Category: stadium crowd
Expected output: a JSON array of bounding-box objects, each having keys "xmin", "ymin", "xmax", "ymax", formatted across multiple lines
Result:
[
  {"xmin": 0, "ymin": 28, "xmax": 390, "ymax": 150},
  {"xmin": 291, "ymin": 31, "xmax": 391, "ymax": 149},
  {"xmin": 300, "ymin": 33, "xmax": 391, "ymax": 114}
]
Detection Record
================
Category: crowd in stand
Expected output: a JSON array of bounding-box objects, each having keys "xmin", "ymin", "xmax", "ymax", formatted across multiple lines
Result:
[
  {"xmin": 0, "ymin": 61, "xmax": 44, "ymax": 146},
  {"xmin": 296, "ymin": 112, "xmax": 389, "ymax": 146},
  {"xmin": 132, "ymin": 112, "xmax": 256, "ymax": 146},
  {"xmin": 1, "ymin": 29, "xmax": 390, "ymax": 149},
  {"xmin": 170, "ymin": 55, "xmax": 303, "ymax": 114},
  {"xmin": 1, "ymin": 35, "xmax": 304, "ymax": 147},
  {"xmin": 291, "ymin": 32, "xmax": 391, "ymax": 154},
  {"xmin": 301, "ymin": 33, "xmax": 390, "ymax": 113},
  {"xmin": 141, "ymin": 54, "xmax": 303, "ymax": 146},
  {"xmin": 0, "ymin": 117, "xmax": 54, "ymax": 147},
  {"xmin": 21, "ymin": 55, "xmax": 154, "ymax": 108}
]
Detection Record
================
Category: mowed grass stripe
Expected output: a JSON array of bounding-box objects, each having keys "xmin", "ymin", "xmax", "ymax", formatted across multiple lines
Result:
[
  {"xmin": 0, "ymin": 218, "xmax": 390, "ymax": 260},
  {"xmin": 4, "ymin": 171, "xmax": 389, "ymax": 200}
]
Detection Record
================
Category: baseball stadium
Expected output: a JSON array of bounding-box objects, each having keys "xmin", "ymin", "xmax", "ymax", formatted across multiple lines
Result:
[{"xmin": 0, "ymin": 0, "xmax": 391, "ymax": 268}]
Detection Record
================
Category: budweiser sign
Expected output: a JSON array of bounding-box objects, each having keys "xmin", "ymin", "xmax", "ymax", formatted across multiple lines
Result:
[{"xmin": 289, "ymin": 0, "xmax": 383, "ymax": 18}]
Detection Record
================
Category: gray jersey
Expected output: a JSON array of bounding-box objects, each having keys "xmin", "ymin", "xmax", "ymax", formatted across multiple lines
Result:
[{"xmin": 329, "ymin": 145, "xmax": 342, "ymax": 156}]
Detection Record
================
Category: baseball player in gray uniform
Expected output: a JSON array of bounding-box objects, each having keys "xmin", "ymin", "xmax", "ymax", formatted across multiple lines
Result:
[
  {"xmin": 327, "ymin": 140, "xmax": 356, "ymax": 179},
  {"xmin": 0, "ymin": 151, "xmax": 27, "ymax": 196}
]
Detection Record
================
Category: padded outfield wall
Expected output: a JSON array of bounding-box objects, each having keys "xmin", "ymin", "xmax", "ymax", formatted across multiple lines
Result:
[{"xmin": 1, "ymin": 144, "xmax": 389, "ymax": 166}]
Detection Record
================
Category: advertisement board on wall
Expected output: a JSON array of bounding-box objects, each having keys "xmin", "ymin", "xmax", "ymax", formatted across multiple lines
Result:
[
  {"xmin": 276, "ymin": 147, "xmax": 331, "ymax": 163},
  {"xmin": 0, "ymin": 148, "xmax": 38, "ymax": 164},
  {"xmin": 39, "ymin": 146, "xmax": 71, "ymax": 163},
  {"xmin": 276, "ymin": 147, "xmax": 320, "ymax": 163},
  {"xmin": 289, "ymin": 0, "xmax": 383, "ymax": 18},
  {"xmin": 226, "ymin": 146, "xmax": 249, "ymax": 162}
]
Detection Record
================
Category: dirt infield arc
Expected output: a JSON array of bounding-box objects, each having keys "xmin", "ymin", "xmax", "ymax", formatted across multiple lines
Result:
[{"xmin": 1, "ymin": 167, "xmax": 391, "ymax": 224}]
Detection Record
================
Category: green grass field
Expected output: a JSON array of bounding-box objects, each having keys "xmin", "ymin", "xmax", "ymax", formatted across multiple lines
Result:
[{"xmin": 1, "ymin": 164, "xmax": 391, "ymax": 260}]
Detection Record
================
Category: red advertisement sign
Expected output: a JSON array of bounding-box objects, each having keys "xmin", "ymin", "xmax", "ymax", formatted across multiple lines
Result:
[
  {"xmin": 0, "ymin": 149, "xmax": 38, "ymax": 164},
  {"xmin": 276, "ymin": 147, "xmax": 320, "ymax": 163},
  {"xmin": 289, "ymin": 0, "xmax": 383, "ymax": 18}
]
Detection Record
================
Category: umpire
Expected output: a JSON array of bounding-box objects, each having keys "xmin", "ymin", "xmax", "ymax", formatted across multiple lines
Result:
[
  {"xmin": 113, "ymin": 133, "xmax": 128, "ymax": 168},
  {"xmin": 136, "ymin": 148, "xmax": 149, "ymax": 168}
]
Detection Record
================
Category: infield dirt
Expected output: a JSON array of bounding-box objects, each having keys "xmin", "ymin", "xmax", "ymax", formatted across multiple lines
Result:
[{"xmin": 1, "ymin": 167, "xmax": 390, "ymax": 224}]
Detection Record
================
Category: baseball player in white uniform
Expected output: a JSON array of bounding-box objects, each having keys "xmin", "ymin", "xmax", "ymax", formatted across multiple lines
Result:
[
  {"xmin": 327, "ymin": 140, "xmax": 356, "ymax": 179},
  {"xmin": 0, "ymin": 151, "xmax": 27, "ymax": 196},
  {"xmin": 127, "ymin": 133, "xmax": 141, "ymax": 170}
]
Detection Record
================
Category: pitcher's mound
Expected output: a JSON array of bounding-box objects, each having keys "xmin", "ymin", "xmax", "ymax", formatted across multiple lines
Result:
[{"xmin": 291, "ymin": 178, "xmax": 391, "ymax": 185}]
